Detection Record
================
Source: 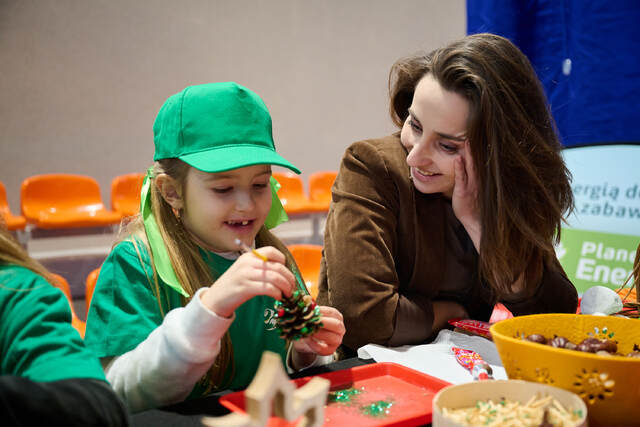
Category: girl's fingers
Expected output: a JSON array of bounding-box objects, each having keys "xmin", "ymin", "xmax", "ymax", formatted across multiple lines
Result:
[
  {"xmin": 260, "ymin": 261, "xmax": 296, "ymax": 287},
  {"xmin": 304, "ymin": 338, "xmax": 331, "ymax": 355},
  {"xmin": 247, "ymin": 279, "xmax": 289, "ymax": 301},
  {"xmin": 308, "ymin": 329, "xmax": 343, "ymax": 347},
  {"xmin": 317, "ymin": 305, "xmax": 343, "ymax": 318},
  {"xmin": 254, "ymin": 246, "xmax": 286, "ymax": 264},
  {"xmin": 254, "ymin": 264, "xmax": 295, "ymax": 297},
  {"xmin": 247, "ymin": 269, "xmax": 294, "ymax": 298}
]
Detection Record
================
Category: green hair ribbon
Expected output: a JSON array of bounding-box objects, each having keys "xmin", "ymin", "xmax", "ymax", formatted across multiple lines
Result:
[
  {"xmin": 264, "ymin": 176, "xmax": 288, "ymax": 229},
  {"xmin": 140, "ymin": 167, "xmax": 189, "ymax": 297}
]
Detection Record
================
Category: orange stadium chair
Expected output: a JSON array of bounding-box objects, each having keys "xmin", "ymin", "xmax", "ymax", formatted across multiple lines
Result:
[
  {"xmin": 21, "ymin": 174, "xmax": 122, "ymax": 229},
  {"xmin": 308, "ymin": 171, "xmax": 337, "ymax": 212},
  {"xmin": 0, "ymin": 181, "xmax": 26, "ymax": 231},
  {"xmin": 85, "ymin": 268, "xmax": 100, "ymax": 316},
  {"xmin": 50, "ymin": 273, "xmax": 86, "ymax": 338},
  {"xmin": 111, "ymin": 173, "xmax": 145, "ymax": 217},
  {"xmin": 273, "ymin": 172, "xmax": 327, "ymax": 243},
  {"xmin": 288, "ymin": 244, "xmax": 323, "ymax": 299},
  {"xmin": 272, "ymin": 172, "xmax": 316, "ymax": 215}
]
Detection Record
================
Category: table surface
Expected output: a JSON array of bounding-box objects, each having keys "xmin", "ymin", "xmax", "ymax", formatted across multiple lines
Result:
[{"xmin": 131, "ymin": 357, "xmax": 374, "ymax": 426}]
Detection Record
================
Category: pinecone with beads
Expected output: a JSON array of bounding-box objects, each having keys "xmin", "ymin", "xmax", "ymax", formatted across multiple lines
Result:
[{"xmin": 274, "ymin": 290, "xmax": 322, "ymax": 340}]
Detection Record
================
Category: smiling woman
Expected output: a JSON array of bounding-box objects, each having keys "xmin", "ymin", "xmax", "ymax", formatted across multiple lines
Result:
[{"xmin": 317, "ymin": 33, "xmax": 578, "ymax": 355}]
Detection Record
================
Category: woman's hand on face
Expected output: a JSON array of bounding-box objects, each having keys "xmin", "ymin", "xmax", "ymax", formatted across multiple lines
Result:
[
  {"xmin": 293, "ymin": 306, "xmax": 345, "ymax": 357},
  {"xmin": 201, "ymin": 246, "xmax": 296, "ymax": 318},
  {"xmin": 452, "ymin": 142, "xmax": 482, "ymax": 250}
]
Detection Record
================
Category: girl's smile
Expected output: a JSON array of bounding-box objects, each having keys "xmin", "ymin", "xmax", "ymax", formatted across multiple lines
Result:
[{"xmin": 223, "ymin": 219, "xmax": 256, "ymax": 234}]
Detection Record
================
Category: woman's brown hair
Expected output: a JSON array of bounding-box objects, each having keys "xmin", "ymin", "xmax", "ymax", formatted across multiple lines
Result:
[
  {"xmin": 389, "ymin": 33, "xmax": 574, "ymax": 297},
  {"xmin": 120, "ymin": 158, "xmax": 301, "ymax": 391}
]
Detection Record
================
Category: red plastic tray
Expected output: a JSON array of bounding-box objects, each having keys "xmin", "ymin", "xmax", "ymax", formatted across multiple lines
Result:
[{"xmin": 219, "ymin": 362, "xmax": 451, "ymax": 426}]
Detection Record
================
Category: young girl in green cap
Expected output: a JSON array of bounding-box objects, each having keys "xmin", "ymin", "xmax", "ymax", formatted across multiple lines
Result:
[{"xmin": 84, "ymin": 82, "xmax": 345, "ymax": 412}]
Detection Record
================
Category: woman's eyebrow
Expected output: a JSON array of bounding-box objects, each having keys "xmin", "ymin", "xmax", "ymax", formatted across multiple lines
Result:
[{"xmin": 435, "ymin": 131, "xmax": 467, "ymax": 142}]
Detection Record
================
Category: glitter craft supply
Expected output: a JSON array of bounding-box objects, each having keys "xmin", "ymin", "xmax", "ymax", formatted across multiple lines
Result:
[
  {"xmin": 360, "ymin": 400, "xmax": 394, "ymax": 418},
  {"xmin": 327, "ymin": 387, "xmax": 362, "ymax": 404}
]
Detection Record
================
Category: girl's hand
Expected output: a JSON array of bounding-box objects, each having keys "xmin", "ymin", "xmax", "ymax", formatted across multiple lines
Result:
[
  {"xmin": 292, "ymin": 306, "xmax": 345, "ymax": 365},
  {"xmin": 200, "ymin": 246, "xmax": 296, "ymax": 318},
  {"xmin": 452, "ymin": 141, "xmax": 482, "ymax": 250}
]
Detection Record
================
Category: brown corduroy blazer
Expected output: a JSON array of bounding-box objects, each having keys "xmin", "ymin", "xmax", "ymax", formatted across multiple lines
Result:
[{"xmin": 317, "ymin": 134, "xmax": 578, "ymax": 352}]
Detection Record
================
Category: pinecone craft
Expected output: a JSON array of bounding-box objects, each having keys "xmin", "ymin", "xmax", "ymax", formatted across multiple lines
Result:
[{"xmin": 274, "ymin": 290, "xmax": 322, "ymax": 340}]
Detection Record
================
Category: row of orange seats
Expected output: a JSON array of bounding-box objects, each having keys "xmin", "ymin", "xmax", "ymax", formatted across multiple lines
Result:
[
  {"xmin": 0, "ymin": 173, "xmax": 144, "ymax": 231},
  {"xmin": 0, "ymin": 171, "xmax": 337, "ymax": 232}
]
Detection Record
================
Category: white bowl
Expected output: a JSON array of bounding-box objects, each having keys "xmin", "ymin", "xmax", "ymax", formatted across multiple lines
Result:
[{"xmin": 432, "ymin": 379, "xmax": 587, "ymax": 426}]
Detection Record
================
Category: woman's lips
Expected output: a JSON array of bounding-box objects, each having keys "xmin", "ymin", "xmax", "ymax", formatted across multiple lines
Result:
[{"xmin": 411, "ymin": 167, "xmax": 439, "ymax": 182}]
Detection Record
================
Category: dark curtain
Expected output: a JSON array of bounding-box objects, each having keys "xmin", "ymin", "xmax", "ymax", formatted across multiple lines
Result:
[{"xmin": 467, "ymin": 0, "xmax": 640, "ymax": 147}]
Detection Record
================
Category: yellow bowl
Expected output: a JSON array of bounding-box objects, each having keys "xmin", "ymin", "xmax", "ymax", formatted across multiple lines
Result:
[
  {"xmin": 432, "ymin": 379, "xmax": 587, "ymax": 426},
  {"xmin": 490, "ymin": 314, "xmax": 640, "ymax": 426}
]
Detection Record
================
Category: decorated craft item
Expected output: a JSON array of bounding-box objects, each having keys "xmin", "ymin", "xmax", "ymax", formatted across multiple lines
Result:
[
  {"xmin": 490, "ymin": 313, "xmax": 640, "ymax": 426},
  {"xmin": 201, "ymin": 351, "xmax": 329, "ymax": 427},
  {"xmin": 452, "ymin": 347, "xmax": 493, "ymax": 380},
  {"xmin": 233, "ymin": 238, "xmax": 322, "ymax": 340},
  {"xmin": 448, "ymin": 319, "xmax": 492, "ymax": 339},
  {"xmin": 274, "ymin": 290, "xmax": 322, "ymax": 341}
]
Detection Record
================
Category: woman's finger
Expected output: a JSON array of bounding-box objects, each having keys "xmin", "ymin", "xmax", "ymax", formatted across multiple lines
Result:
[
  {"xmin": 454, "ymin": 156, "xmax": 467, "ymax": 191},
  {"xmin": 462, "ymin": 141, "xmax": 477, "ymax": 192}
]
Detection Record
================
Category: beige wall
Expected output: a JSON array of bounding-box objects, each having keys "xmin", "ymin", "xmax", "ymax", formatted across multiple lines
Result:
[{"xmin": 0, "ymin": 0, "xmax": 466, "ymax": 211}]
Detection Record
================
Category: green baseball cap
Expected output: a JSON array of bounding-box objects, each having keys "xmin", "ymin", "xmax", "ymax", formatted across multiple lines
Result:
[{"xmin": 153, "ymin": 82, "xmax": 300, "ymax": 174}]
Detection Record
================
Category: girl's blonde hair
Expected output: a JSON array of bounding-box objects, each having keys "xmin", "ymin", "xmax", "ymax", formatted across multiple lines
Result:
[
  {"xmin": 0, "ymin": 222, "xmax": 52, "ymax": 284},
  {"xmin": 120, "ymin": 158, "xmax": 301, "ymax": 391}
]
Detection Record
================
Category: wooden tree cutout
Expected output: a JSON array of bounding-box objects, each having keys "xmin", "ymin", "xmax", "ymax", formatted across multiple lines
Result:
[{"xmin": 202, "ymin": 351, "xmax": 330, "ymax": 427}]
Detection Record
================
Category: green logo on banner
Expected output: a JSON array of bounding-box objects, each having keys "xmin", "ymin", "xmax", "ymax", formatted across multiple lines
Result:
[{"xmin": 557, "ymin": 228, "xmax": 639, "ymax": 293}]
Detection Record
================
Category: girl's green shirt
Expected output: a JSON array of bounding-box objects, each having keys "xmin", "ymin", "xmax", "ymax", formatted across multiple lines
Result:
[
  {"xmin": 0, "ymin": 264, "xmax": 106, "ymax": 383},
  {"xmin": 84, "ymin": 239, "xmax": 291, "ymax": 393}
]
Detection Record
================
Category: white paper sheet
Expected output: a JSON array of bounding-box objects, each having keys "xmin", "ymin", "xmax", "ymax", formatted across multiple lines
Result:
[{"xmin": 357, "ymin": 329, "xmax": 508, "ymax": 384}]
